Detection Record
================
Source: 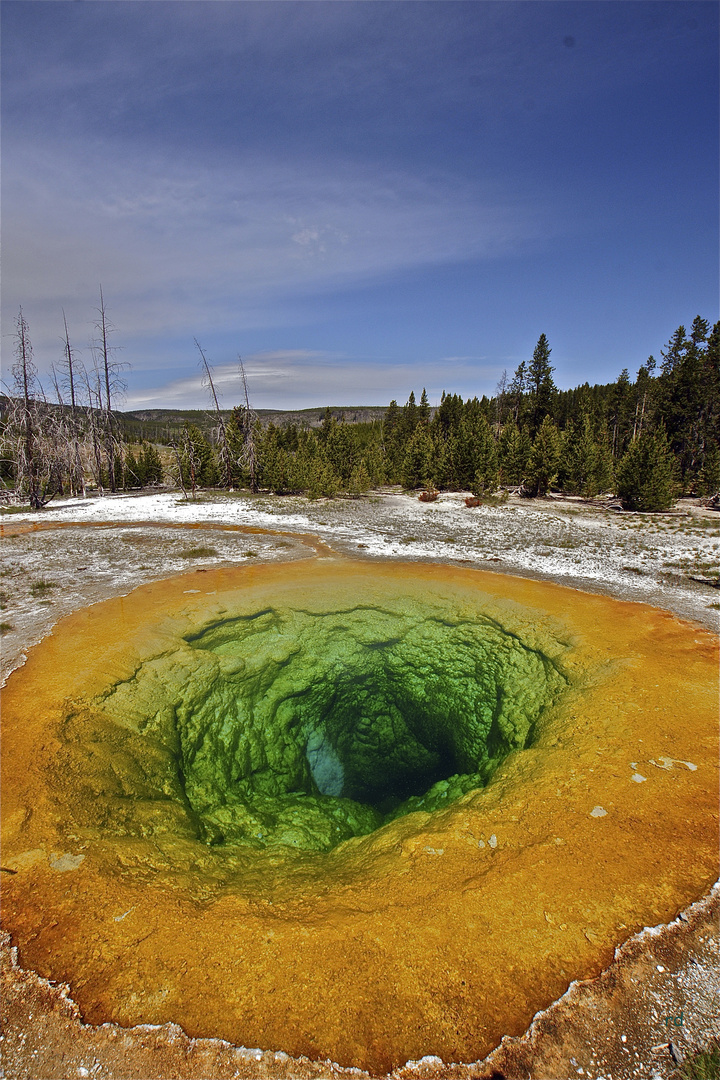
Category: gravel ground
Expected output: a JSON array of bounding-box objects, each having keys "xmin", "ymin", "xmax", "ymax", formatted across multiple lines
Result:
[{"xmin": 1, "ymin": 487, "xmax": 718, "ymax": 1080}]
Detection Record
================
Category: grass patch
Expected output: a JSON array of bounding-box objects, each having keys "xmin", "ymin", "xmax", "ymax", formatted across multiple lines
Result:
[
  {"xmin": 0, "ymin": 621, "xmax": 14, "ymax": 633},
  {"xmin": 671, "ymin": 1040, "xmax": 720, "ymax": 1080},
  {"xmin": 707, "ymin": 602, "xmax": 720, "ymax": 610},
  {"xmin": 483, "ymin": 491, "xmax": 509, "ymax": 506},
  {"xmin": 0, "ymin": 505, "xmax": 31, "ymax": 515},
  {"xmin": 30, "ymin": 579, "xmax": 58, "ymax": 597},
  {"xmin": 622, "ymin": 566, "xmax": 646, "ymax": 576},
  {"xmin": 243, "ymin": 550, "xmax": 258, "ymax": 558},
  {"xmin": 401, "ymin": 537, "xmax": 420, "ymax": 544},
  {"xmin": 180, "ymin": 547, "xmax": 218, "ymax": 559}
]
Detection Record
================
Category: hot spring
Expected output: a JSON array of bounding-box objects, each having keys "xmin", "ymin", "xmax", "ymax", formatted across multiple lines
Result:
[{"xmin": 2, "ymin": 558, "xmax": 717, "ymax": 1071}]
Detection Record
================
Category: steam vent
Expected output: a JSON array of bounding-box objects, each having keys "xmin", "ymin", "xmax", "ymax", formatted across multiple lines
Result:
[{"xmin": 2, "ymin": 558, "xmax": 717, "ymax": 1072}]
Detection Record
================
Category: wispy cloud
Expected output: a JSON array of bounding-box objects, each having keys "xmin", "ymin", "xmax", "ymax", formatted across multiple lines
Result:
[
  {"xmin": 125, "ymin": 350, "xmax": 500, "ymax": 411},
  {"xmin": 2, "ymin": 135, "xmax": 546, "ymax": 362},
  {"xmin": 3, "ymin": 1, "xmax": 716, "ymax": 403}
]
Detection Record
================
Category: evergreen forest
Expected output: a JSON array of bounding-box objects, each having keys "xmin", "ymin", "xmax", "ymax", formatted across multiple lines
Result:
[{"xmin": 3, "ymin": 309, "xmax": 719, "ymax": 514}]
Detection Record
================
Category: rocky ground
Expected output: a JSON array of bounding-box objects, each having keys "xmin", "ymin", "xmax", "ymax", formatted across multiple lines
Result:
[{"xmin": 1, "ymin": 488, "xmax": 718, "ymax": 1080}]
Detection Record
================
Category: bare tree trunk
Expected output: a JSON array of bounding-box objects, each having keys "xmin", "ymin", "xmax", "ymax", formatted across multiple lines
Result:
[
  {"xmin": 62, "ymin": 310, "xmax": 86, "ymax": 497},
  {"xmin": 494, "ymin": 369, "xmax": 508, "ymax": 436},
  {"xmin": 195, "ymin": 339, "xmax": 232, "ymax": 488},
  {"xmin": 82, "ymin": 365, "xmax": 105, "ymax": 493},
  {"xmin": 637, "ymin": 391, "xmax": 647, "ymax": 440},
  {"xmin": 238, "ymin": 355, "xmax": 258, "ymax": 492},
  {"xmin": 170, "ymin": 442, "xmax": 188, "ymax": 500},
  {"xmin": 96, "ymin": 286, "xmax": 118, "ymax": 492},
  {"xmin": 12, "ymin": 310, "xmax": 44, "ymax": 509}
]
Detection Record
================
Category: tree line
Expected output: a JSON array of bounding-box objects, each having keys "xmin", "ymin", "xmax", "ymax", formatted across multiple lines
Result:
[{"xmin": 2, "ymin": 305, "xmax": 718, "ymax": 513}]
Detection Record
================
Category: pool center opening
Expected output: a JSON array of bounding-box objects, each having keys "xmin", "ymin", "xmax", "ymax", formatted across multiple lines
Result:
[{"xmin": 95, "ymin": 602, "xmax": 566, "ymax": 853}]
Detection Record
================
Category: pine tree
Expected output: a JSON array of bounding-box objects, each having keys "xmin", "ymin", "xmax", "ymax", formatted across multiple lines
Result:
[
  {"xmin": 631, "ymin": 358, "xmax": 657, "ymax": 443},
  {"xmin": 609, "ymin": 368, "xmax": 633, "ymax": 458},
  {"xmin": 526, "ymin": 416, "xmax": 561, "ymax": 496},
  {"xmin": 347, "ymin": 461, "xmax": 372, "ymax": 495},
  {"xmin": 432, "ymin": 391, "xmax": 463, "ymax": 436},
  {"xmin": 470, "ymin": 416, "xmax": 499, "ymax": 495},
  {"xmin": 562, "ymin": 417, "xmax": 593, "ymax": 496},
  {"xmin": 123, "ymin": 448, "xmax": 142, "ymax": 488},
  {"xmin": 307, "ymin": 457, "xmax": 340, "ymax": 499},
  {"xmin": 382, "ymin": 400, "xmax": 404, "ymax": 482},
  {"xmin": 498, "ymin": 421, "xmax": 532, "ymax": 486},
  {"xmin": 561, "ymin": 416, "xmax": 613, "ymax": 498},
  {"xmin": 180, "ymin": 424, "xmax": 218, "ymax": 491},
  {"xmin": 418, "ymin": 388, "xmax": 431, "ymax": 425},
  {"xmin": 657, "ymin": 322, "xmax": 708, "ymax": 488},
  {"xmin": 616, "ymin": 428, "xmax": 679, "ymax": 511},
  {"xmin": 593, "ymin": 426, "xmax": 615, "ymax": 495},
  {"xmin": 401, "ymin": 391, "xmax": 418, "ymax": 438},
  {"xmin": 698, "ymin": 443, "xmax": 720, "ymax": 497},
  {"xmin": 690, "ymin": 315, "xmax": 710, "ymax": 346},
  {"xmin": 140, "ymin": 442, "xmax": 164, "ymax": 485},
  {"xmin": 401, "ymin": 425, "xmax": 435, "ymax": 489},
  {"xmin": 527, "ymin": 334, "xmax": 556, "ymax": 433},
  {"xmin": 325, "ymin": 421, "xmax": 356, "ymax": 485},
  {"xmin": 447, "ymin": 418, "xmax": 479, "ymax": 490},
  {"xmin": 508, "ymin": 362, "xmax": 527, "ymax": 424}
]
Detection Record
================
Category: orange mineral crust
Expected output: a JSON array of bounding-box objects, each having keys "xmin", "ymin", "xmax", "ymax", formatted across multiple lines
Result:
[{"xmin": 1, "ymin": 559, "xmax": 717, "ymax": 1073}]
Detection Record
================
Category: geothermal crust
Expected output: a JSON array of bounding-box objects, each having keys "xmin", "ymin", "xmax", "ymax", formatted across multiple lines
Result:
[{"xmin": 1, "ymin": 556, "xmax": 718, "ymax": 1073}]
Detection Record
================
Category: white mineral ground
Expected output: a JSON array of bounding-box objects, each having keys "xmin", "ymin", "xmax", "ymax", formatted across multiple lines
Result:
[{"xmin": 1, "ymin": 489, "xmax": 718, "ymax": 1080}]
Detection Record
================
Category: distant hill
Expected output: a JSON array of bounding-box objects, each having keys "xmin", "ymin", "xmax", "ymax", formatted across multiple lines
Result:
[
  {"xmin": 0, "ymin": 396, "xmax": 390, "ymax": 447},
  {"xmin": 121, "ymin": 404, "xmax": 389, "ymax": 438}
]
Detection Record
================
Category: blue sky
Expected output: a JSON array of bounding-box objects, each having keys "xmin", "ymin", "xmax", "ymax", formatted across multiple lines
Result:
[{"xmin": 2, "ymin": 1, "xmax": 717, "ymax": 411}]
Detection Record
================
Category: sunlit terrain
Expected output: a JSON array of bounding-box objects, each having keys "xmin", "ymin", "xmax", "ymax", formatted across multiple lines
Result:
[{"xmin": 2, "ymin": 557, "xmax": 717, "ymax": 1072}]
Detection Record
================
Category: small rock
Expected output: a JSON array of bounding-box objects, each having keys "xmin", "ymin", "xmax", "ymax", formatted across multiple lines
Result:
[
  {"xmin": 49, "ymin": 852, "xmax": 85, "ymax": 872},
  {"xmin": 669, "ymin": 1042, "xmax": 684, "ymax": 1065}
]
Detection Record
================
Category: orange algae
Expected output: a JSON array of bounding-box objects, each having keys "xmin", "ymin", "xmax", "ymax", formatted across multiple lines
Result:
[{"xmin": 1, "ymin": 557, "xmax": 717, "ymax": 1072}]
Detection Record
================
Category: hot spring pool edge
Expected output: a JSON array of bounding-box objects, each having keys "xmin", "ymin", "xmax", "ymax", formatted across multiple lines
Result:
[{"xmin": 2, "ymin": 556, "xmax": 717, "ymax": 1071}]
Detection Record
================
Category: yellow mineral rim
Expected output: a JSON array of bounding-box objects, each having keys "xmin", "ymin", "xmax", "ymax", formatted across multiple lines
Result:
[{"xmin": 1, "ymin": 558, "xmax": 717, "ymax": 1073}]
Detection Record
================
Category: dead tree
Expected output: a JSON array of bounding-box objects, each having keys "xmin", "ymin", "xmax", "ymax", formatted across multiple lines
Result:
[
  {"xmin": 238, "ymin": 355, "xmax": 258, "ymax": 492},
  {"xmin": 81, "ymin": 362, "xmax": 106, "ymax": 492},
  {"xmin": 170, "ymin": 441, "xmax": 189, "ymax": 500},
  {"xmin": 10, "ymin": 310, "xmax": 47, "ymax": 508},
  {"xmin": 494, "ymin": 369, "xmax": 508, "ymax": 436},
  {"xmin": 94, "ymin": 287, "xmax": 127, "ymax": 492},
  {"xmin": 195, "ymin": 338, "xmax": 232, "ymax": 487},
  {"xmin": 60, "ymin": 311, "xmax": 86, "ymax": 497},
  {"xmin": 48, "ymin": 363, "xmax": 76, "ymax": 494}
]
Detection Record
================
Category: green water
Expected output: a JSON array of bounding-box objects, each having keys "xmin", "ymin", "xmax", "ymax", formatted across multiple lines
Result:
[{"xmin": 84, "ymin": 599, "xmax": 565, "ymax": 854}]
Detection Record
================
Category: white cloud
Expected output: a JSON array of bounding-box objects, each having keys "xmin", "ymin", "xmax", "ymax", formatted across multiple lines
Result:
[
  {"xmin": 124, "ymin": 350, "xmax": 500, "ymax": 411},
  {"xmin": 2, "ymin": 136, "xmax": 547, "ymax": 364}
]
